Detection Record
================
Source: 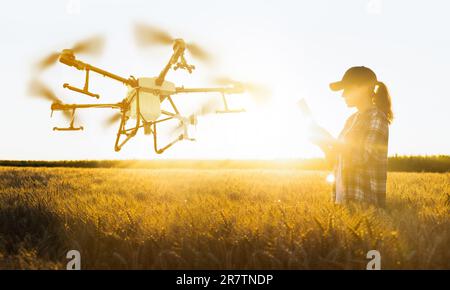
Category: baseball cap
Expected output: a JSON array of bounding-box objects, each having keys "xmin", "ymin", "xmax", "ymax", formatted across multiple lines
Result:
[{"xmin": 329, "ymin": 66, "xmax": 378, "ymax": 91}]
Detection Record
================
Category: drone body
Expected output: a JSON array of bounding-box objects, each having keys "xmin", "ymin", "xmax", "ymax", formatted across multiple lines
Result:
[
  {"xmin": 125, "ymin": 77, "xmax": 174, "ymax": 121},
  {"xmin": 32, "ymin": 26, "xmax": 252, "ymax": 154}
]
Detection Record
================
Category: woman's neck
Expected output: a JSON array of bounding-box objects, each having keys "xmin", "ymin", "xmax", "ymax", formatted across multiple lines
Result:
[{"xmin": 356, "ymin": 98, "xmax": 374, "ymax": 113}]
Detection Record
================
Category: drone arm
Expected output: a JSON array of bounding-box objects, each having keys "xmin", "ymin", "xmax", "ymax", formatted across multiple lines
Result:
[
  {"xmin": 173, "ymin": 87, "xmax": 246, "ymax": 113},
  {"xmin": 84, "ymin": 64, "xmax": 137, "ymax": 86},
  {"xmin": 50, "ymin": 102, "xmax": 124, "ymax": 131},
  {"xmin": 155, "ymin": 61, "xmax": 174, "ymax": 86},
  {"xmin": 59, "ymin": 55, "xmax": 137, "ymax": 87},
  {"xmin": 155, "ymin": 45, "xmax": 184, "ymax": 86},
  {"xmin": 174, "ymin": 86, "xmax": 244, "ymax": 94},
  {"xmin": 51, "ymin": 102, "xmax": 124, "ymax": 111}
]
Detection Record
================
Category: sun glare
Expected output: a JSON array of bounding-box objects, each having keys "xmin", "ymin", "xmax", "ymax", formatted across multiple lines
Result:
[
  {"xmin": 188, "ymin": 98, "xmax": 317, "ymax": 159},
  {"xmin": 326, "ymin": 173, "xmax": 335, "ymax": 183}
]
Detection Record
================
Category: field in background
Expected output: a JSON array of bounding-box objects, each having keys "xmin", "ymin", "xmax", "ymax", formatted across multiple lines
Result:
[
  {"xmin": 0, "ymin": 166, "xmax": 448, "ymax": 269},
  {"xmin": 1, "ymin": 155, "xmax": 450, "ymax": 172}
]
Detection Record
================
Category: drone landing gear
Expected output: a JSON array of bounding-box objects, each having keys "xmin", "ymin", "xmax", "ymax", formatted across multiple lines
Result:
[
  {"xmin": 113, "ymin": 115, "xmax": 190, "ymax": 154},
  {"xmin": 53, "ymin": 126, "xmax": 83, "ymax": 131},
  {"xmin": 52, "ymin": 108, "xmax": 84, "ymax": 131},
  {"xmin": 113, "ymin": 114, "xmax": 136, "ymax": 152},
  {"xmin": 216, "ymin": 92, "xmax": 245, "ymax": 114},
  {"xmin": 63, "ymin": 69, "xmax": 100, "ymax": 99}
]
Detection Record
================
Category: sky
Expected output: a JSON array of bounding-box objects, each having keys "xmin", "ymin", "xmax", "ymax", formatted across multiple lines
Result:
[{"xmin": 0, "ymin": 0, "xmax": 449, "ymax": 160}]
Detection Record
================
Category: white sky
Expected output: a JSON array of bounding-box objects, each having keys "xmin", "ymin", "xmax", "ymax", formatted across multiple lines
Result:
[{"xmin": 0, "ymin": 0, "xmax": 449, "ymax": 160}]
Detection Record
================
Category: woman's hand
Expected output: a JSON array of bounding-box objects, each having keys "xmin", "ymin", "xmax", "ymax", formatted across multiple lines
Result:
[
  {"xmin": 307, "ymin": 123, "xmax": 339, "ymax": 168},
  {"xmin": 296, "ymin": 98, "xmax": 338, "ymax": 158},
  {"xmin": 308, "ymin": 123, "xmax": 336, "ymax": 150}
]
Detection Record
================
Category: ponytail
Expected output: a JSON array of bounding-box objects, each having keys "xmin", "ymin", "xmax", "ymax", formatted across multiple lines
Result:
[{"xmin": 374, "ymin": 81, "xmax": 393, "ymax": 124}]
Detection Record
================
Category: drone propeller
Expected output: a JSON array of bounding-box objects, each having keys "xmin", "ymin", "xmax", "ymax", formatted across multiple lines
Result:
[
  {"xmin": 212, "ymin": 77, "xmax": 271, "ymax": 104},
  {"xmin": 167, "ymin": 120, "xmax": 185, "ymax": 137},
  {"xmin": 193, "ymin": 97, "xmax": 221, "ymax": 116},
  {"xmin": 28, "ymin": 79, "xmax": 62, "ymax": 103},
  {"xmin": 103, "ymin": 112, "xmax": 122, "ymax": 127},
  {"xmin": 185, "ymin": 43, "xmax": 211, "ymax": 63},
  {"xmin": 135, "ymin": 23, "xmax": 173, "ymax": 46},
  {"xmin": 134, "ymin": 23, "xmax": 212, "ymax": 63},
  {"xmin": 168, "ymin": 98, "xmax": 220, "ymax": 137},
  {"xmin": 36, "ymin": 35, "xmax": 104, "ymax": 71},
  {"xmin": 28, "ymin": 79, "xmax": 72, "ymax": 120}
]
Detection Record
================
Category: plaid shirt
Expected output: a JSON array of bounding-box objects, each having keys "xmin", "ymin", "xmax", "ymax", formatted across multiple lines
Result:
[{"xmin": 332, "ymin": 106, "xmax": 389, "ymax": 207}]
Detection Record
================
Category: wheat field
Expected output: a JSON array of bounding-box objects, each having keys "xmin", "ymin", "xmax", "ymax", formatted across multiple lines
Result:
[{"xmin": 0, "ymin": 166, "xmax": 448, "ymax": 269}]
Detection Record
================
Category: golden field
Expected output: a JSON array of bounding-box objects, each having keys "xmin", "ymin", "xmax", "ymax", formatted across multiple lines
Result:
[{"xmin": 0, "ymin": 166, "xmax": 448, "ymax": 269}]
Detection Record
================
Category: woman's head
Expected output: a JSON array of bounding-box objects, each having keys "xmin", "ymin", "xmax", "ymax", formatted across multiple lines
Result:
[{"xmin": 330, "ymin": 66, "xmax": 393, "ymax": 123}]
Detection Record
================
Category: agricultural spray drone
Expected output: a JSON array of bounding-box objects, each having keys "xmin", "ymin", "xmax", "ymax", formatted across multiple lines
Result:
[{"xmin": 30, "ymin": 25, "xmax": 267, "ymax": 154}]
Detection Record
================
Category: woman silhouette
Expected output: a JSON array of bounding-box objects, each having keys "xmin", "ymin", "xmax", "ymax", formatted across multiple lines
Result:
[{"xmin": 311, "ymin": 66, "xmax": 393, "ymax": 207}]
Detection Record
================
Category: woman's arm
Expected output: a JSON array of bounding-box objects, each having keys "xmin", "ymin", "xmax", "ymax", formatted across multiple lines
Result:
[
  {"xmin": 298, "ymin": 99, "xmax": 343, "ymax": 167},
  {"xmin": 313, "ymin": 112, "xmax": 389, "ymax": 167},
  {"xmin": 308, "ymin": 123, "xmax": 338, "ymax": 167}
]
